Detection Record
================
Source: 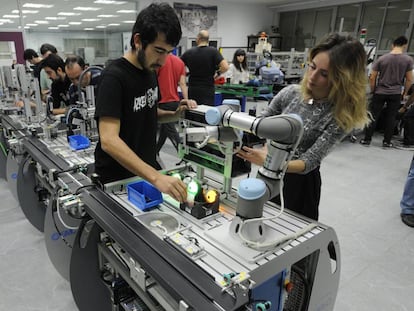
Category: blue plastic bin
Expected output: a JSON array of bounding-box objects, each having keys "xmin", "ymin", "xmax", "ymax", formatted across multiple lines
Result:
[
  {"xmin": 127, "ymin": 180, "xmax": 163, "ymax": 211},
  {"xmin": 68, "ymin": 135, "xmax": 91, "ymax": 150}
]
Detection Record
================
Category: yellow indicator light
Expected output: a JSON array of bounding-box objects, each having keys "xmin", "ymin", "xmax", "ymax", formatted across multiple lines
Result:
[{"xmin": 204, "ymin": 189, "xmax": 218, "ymax": 203}]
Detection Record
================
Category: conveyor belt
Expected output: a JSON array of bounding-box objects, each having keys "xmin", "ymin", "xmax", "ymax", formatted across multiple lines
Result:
[
  {"xmin": 0, "ymin": 114, "xmax": 25, "ymax": 131},
  {"xmin": 22, "ymin": 136, "xmax": 72, "ymax": 172},
  {"xmin": 80, "ymin": 187, "xmax": 249, "ymax": 311}
]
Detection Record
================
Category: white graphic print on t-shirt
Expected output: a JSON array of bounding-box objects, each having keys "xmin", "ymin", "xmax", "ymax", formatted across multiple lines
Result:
[{"xmin": 133, "ymin": 86, "xmax": 158, "ymax": 112}]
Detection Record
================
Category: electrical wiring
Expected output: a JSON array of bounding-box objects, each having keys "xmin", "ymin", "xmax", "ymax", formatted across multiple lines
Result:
[
  {"xmin": 195, "ymin": 135, "xmax": 210, "ymax": 149},
  {"xmin": 56, "ymin": 188, "xmax": 79, "ymax": 231},
  {"xmin": 66, "ymin": 106, "xmax": 81, "ymax": 125},
  {"xmin": 50, "ymin": 190, "xmax": 73, "ymax": 249},
  {"xmin": 74, "ymin": 183, "xmax": 97, "ymax": 195}
]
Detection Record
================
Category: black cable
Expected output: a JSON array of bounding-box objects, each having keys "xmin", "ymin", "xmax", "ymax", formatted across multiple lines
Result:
[
  {"xmin": 74, "ymin": 183, "xmax": 97, "ymax": 195},
  {"xmin": 52, "ymin": 165, "xmax": 81, "ymax": 180},
  {"xmin": 52, "ymin": 164, "xmax": 90, "ymax": 181}
]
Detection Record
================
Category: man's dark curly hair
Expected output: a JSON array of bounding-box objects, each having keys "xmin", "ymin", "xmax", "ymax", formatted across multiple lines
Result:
[{"xmin": 129, "ymin": 2, "xmax": 182, "ymax": 50}]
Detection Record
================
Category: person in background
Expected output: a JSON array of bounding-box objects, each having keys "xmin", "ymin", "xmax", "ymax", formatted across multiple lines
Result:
[
  {"xmin": 181, "ymin": 30, "xmax": 229, "ymax": 106},
  {"xmin": 64, "ymin": 55, "xmax": 102, "ymax": 136},
  {"xmin": 400, "ymin": 154, "xmax": 414, "ymax": 227},
  {"xmin": 41, "ymin": 53, "xmax": 71, "ymax": 115},
  {"xmin": 396, "ymin": 84, "xmax": 414, "ymax": 150},
  {"xmin": 23, "ymin": 49, "xmax": 42, "ymax": 84},
  {"xmin": 360, "ymin": 35, "xmax": 413, "ymax": 148},
  {"xmin": 226, "ymin": 48, "xmax": 250, "ymax": 84},
  {"xmin": 39, "ymin": 43, "xmax": 58, "ymax": 101},
  {"xmin": 237, "ymin": 33, "xmax": 370, "ymax": 220},
  {"xmin": 156, "ymin": 53, "xmax": 190, "ymax": 154},
  {"xmin": 94, "ymin": 3, "xmax": 196, "ymax": 203},
  {"xmin": 15, "ymin": 49, "xmax": 44, "ymax": 110},
  {"xmin": 64, "ymin": 55, "xmax": 101, "ymax": 105},
  {"xmin": 40, "ymin": 43, "xmax": 57, "ymax": 57}
]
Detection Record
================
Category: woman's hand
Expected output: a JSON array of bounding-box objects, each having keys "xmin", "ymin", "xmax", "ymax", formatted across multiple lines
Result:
[{"xmin": 236, "ymin": 145, "xmax": 267, "ymax": 166}]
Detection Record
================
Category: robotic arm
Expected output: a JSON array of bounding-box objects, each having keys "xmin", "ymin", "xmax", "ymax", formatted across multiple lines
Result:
[
  {"xmin": 205, "ymin": 104, "xmax": 304, "ymax": 246},
  {"xmin": 206, "ymin": 104, "xmax": 303, "ymax": 198}
]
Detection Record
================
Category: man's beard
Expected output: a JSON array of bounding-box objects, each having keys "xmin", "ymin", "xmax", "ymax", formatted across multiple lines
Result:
[
  {"xmin": 136, "ymin": 49, "xmax": 161, "ymax": 71},
  {"xmin": 136, "ymin": 49, "xmax": 148, "ymax": 71}
]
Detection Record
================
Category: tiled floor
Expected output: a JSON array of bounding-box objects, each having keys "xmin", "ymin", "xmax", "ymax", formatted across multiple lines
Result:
[{"xmin": 1, "ymin": 119, "xmax": 413, "ymax": 310}]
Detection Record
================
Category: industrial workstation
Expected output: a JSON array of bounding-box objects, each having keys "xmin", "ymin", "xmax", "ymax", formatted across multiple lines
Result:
[{"xmin": 0, "ymin": 0, "xmax": 413, "ymax": 310}]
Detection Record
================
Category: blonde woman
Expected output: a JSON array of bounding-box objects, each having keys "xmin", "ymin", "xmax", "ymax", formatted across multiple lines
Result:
[{"xmin": 237, "ymin": 33, "xmax": 370, "ymax": 220}]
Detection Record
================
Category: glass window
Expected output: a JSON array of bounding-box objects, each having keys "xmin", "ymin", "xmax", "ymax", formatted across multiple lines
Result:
[
  {"xmin": 296, "ymin": 11, "xmax": 316, "ymax": 50},
  {"xmin": 279, "ymin": 12, "xmax": 296, "ymax": 51},
  {"xmin": 313, "ymin": 9, "xmax": 333, "ymax": 45},
  {"xmin": 335, "ymin": 4, "xmax": 360, "ymax": 35},
  {"xmin": 381, "ymin": 0, "xmax": 411, "ymax": 50},
  {"xmin": 360, "ymin": 1, "xmax": 387, "ymax": 45}
]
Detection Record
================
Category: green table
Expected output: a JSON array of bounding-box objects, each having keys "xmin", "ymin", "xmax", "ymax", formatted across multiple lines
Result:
[{"xmin": 215, "ymin": 83, "xmax": 273, "ymax": 111}]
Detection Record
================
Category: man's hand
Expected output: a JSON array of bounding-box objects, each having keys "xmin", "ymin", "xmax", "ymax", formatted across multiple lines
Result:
[{"xmin": 153, "ymin": 174, "xmax": 188, "ymax": 203}]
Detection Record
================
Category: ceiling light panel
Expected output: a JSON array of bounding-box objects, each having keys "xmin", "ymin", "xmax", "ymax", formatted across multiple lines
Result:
[
  {"xmin": 74, "ymin": 7, "xmax": 101, "ymax": 11},
  {"xmin": 117, "ymin": 10, "xmax": 137, "ymax": 13},
  {"xmin": 0, "ymin": 0, "xmax": 138, "ymax": 32},
  {"xmin": 12, "ymin": 10, "xmax": 39, "ymax": 14},
  {"xmin": 23, "ymin": 3, "xmax": 54, "ymax": 9},
  {"xmin": 58, "ymin": 12, "xmax": 82, "ymax": 16},
  {"xmin": 45, "ymin": 17, "xmax": 66, "ymax": 20},
  {"xmin": 94, "ymin": 0, "xmax": 126, "ymax": 4},
  {"xmin": 82, "ymin": 18, "xmax": 101, "ymax": 22}
]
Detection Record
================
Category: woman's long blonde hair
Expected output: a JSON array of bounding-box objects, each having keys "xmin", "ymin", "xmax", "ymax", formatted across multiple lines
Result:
[{"xmin": 301, "ymin": 33, "xmax": 370, "ymax": 132}]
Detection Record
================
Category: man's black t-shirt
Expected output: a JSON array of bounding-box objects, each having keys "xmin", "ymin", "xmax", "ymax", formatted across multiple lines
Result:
[
  {"xmin": 51, "ymin": 75, "xmax": 71, "ymax": 109},
  {"xmin": 30, "ymin": 63, "xmax": 41, "ymax": 80},
  {"xmin": 181, "ymin": 45, "xmax": 224, "ymax": 105},
  {"xmin": 181, "ymin": 45, "xmax": 223, "ymax": 86},
  {"xmin": 94, "ymin": 57, "xmax": 159, "ymax": 183}
]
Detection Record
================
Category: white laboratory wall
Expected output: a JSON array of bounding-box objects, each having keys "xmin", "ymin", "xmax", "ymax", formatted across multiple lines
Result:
[{"xmin": 139, "ymin": 0, "xmax": 275, "ymax": 61}]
